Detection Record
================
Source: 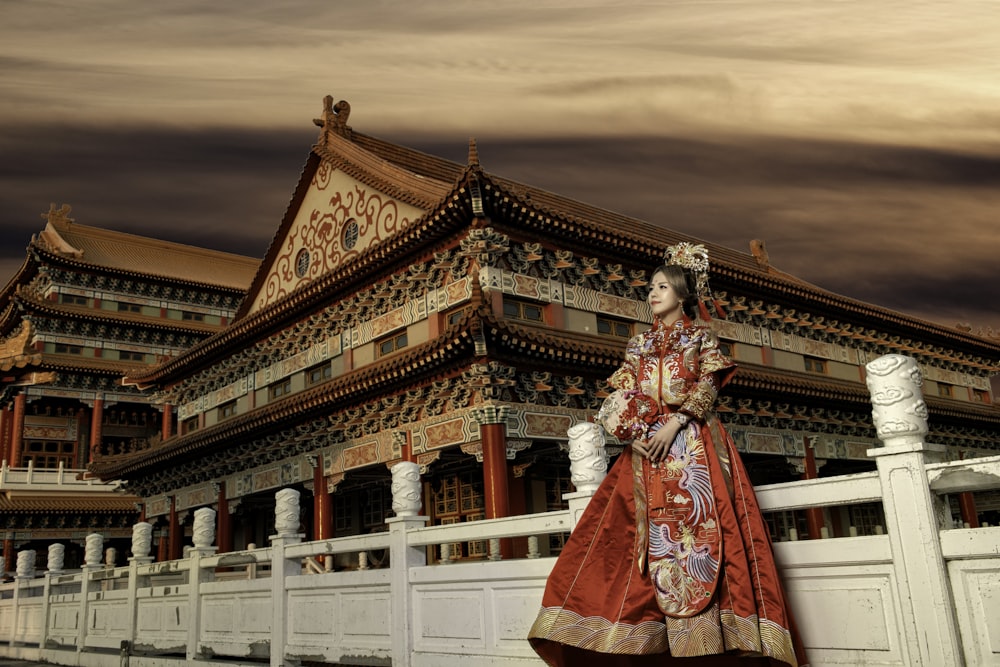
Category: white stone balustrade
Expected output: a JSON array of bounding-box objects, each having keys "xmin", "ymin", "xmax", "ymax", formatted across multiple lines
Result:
[{"xmin": 0, "ymin": 361, "xmax": 998, "ymax": 667}]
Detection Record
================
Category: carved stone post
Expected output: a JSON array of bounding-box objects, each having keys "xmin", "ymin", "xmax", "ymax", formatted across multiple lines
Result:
[
  {"xmin": 865, "ymin": 354, "xmax": 962, "ymax": 666},
  {"xmin": 84, "ymin": 533, "xmax": 103, "ymax": 568},
  {"xmin": 275, "ymin": 488, "xmax": 301, "ymax": 537},
  {"xmin": 567, "ymin": 421, "xmax": 607, "ymax": 494},
  {"xmin": 193, "ymin": 507, "xmax": 217, "ymax": 550},
  {"xmin": 131, "ymin": 521, "xmax": 154, "ymax": 563},
  {"xmin": 15, "ymin": 550, "xmax": 35, "ymax": 579},
  {"xmin": 564, "ymin": 422, "xmax": 607, "ymax": 530},
  {"xmin": 46, "ymin": 544, "xmax": 65, "ymax": 575},
  {"xmin": 270, "ymin": 488, "xmax": 303, "ymax": 667},
  {"xmin": 391, "ymin": 461, "xmax": 422, "ymax": 517}
]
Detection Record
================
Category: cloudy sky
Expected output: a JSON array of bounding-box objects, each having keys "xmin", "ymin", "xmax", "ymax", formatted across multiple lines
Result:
[{"xmin": 2, "ymin": 1, "xmax": 999, "ymax": 333}]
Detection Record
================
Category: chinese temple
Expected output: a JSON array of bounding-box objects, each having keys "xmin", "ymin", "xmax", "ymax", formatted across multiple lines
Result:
[
  {"xmin": 32, "ymin": 96, "xmax": 1000, "ymax": 561},
  {"xmin": 0, "ymin": 206, "xmax": 259, "ymax": 570}
]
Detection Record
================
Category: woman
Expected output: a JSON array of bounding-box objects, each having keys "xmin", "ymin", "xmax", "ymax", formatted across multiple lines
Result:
[{"xmin": 528, "ymin": 243, "xmax": 807, "ymax": 666}]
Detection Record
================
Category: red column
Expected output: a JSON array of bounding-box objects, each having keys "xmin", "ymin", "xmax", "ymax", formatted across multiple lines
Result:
[
  {"xmin": 477, "ymin": 407, "xmax": 512, "ymax": 558},
  {"xmin": 9, "ymin": 394, "xmax": 26, "ymax": 468},
  {"xmin": 507, "ymin": 465, "xmax": 529, "ymax": 558},
  {"xmin": 217, "ymin": 484, "xmax": 232, "ymax": 553},
  {"xmin": 313, "ymin": 454, "xmax": 333, "ymax": 541},
  {"xmin": 161, "ymin": 403, "xmax": 173, "ymax": 440},
  {"xmin": 481, "ymin": 422, "xmax": 511, "ymax": 521},
  {"xmin": 958, "ymin": 493, "xmax": 979, "ymax": 528},
  {"xmin": 75, "ymin": 408, "xmax": 87, "ymax": 467},
  {"xmin": 803, "ymin": 438, "xmax": 825, "ymax": 539},
  {"xmin": 157, "ymin": 527, "xmax": 168, "ymax": 562},
  {"xmin": 2, "ymin": 538, "xmax": 13, "ymax": 574},
  {"xmin": 168, "ymin": 497, "xmax": 183, "ymax": 560},
  {"xmin": 957, "ymin": 453, "xmax": 980, "ymax": 528},
  {"xmin": 0, "ymin": 407, "xmax": 12, "ymax": 465},
  {"xmin": 90, "ymin": 395, "xmax": 104, "ymax": 460}
]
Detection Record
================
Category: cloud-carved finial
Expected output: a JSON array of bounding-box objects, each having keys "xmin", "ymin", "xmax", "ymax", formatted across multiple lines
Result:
[{"xmin": 468, "ymin": 137, "xmax": 480, "ymax": 167}]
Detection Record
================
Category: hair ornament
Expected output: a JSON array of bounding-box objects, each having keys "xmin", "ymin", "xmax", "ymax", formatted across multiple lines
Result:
[{"xmin": 663, "ymin": 242, "xmax": 724, "ymax": 320}]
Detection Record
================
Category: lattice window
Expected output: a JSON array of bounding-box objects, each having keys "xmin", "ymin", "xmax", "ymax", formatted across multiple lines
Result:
[
  {"xmin": 597, "ymin": 316, "xmax": 632, "ymax": 339},
  {"xmin": 503, "ymin": 298, "xmax": 545, "ymax": 323}
]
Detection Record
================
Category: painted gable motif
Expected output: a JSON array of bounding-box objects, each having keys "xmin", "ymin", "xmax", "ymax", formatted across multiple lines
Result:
[{"xmin": 248, "ymin": 159, "xmax": 427, "ymax": 315}]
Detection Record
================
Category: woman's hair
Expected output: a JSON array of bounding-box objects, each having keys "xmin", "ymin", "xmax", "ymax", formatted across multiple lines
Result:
[{"xmin": 650, "ymin": 264, "xmax": 699, "ymax": 318}]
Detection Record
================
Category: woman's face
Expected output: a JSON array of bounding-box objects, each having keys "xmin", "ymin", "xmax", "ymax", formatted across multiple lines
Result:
[{"xmin": 648, "ymin": 270, "xmax": 683, "ymax": 324}]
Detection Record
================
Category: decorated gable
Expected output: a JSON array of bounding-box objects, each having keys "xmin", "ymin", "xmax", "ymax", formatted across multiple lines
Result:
[{"xmin": 246, "ymin": 161, "xmax": 428, "ymax": 316}]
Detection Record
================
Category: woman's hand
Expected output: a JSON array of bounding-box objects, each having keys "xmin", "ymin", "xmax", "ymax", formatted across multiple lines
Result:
[{"xmin": 634, "ymin": 418, "xmax": 683, "ymax": 463}]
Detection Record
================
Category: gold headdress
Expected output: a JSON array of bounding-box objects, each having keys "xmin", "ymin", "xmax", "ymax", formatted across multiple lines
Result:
[{"xmin": 663, "ymin": 242, "xmax": 724, "ymax": 320}]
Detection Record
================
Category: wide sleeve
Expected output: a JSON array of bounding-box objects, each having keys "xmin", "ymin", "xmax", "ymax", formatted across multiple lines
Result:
[
  {"xmin": 606, "ymin": 333, "xmax": 643, "ymax": 391},
  {"xmin": 678, "ymin": 328, "xmax": 736, "ymax": 421},
  {"xmin": 597, "ymin": 334, "xmax": 658, "ymax": 441}
]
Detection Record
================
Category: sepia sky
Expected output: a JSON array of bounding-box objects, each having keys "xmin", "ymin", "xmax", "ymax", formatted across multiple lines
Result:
[{"xmin": 2, "ymin": 1, "xmax": 999, "ymax": 332}]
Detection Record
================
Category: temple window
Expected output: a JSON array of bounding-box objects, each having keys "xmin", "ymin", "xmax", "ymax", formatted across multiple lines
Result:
[
  {"xmin": 269, "ymin": 379, "xmax": 293, "ymax": 400},
  {"xmin": 342, "ymin": 218, "xmax": 359, "ymax": 250},
  {"xmin": 938, "ymin": 383, "xmax": 953, "ymax": 398},
  {"xmin": 361, "ymin": 487, "xmax": 387, "ymax": 529},
  {"xmin": 974, "ymin": 389, "xmax": 991, "ymax": 403},
  {"xmin": 377, "ymin": 331, "xmax": 408, "ymax": 358},
  {"xmin": 182, "ymin": 416, "xmax": 199, "ymax": 434},
  {"xmin": 54, "ymin": 343, "xmax": 83, "ymax": 355},
  {"xmin": 117, "ymin": 301, "xmax": 141, "ymax": 314},
  {"xmin": 295, "ymin": 249, "xmax": 311, "ymax": 278},
  {"xmin": 218, "ymin": 401, "xmax": 237, "ymax": 420},
  {"xmin": 446, "ymin": 307, "xmax": 469, "ymax": 328},
  {"xmin": 60, "ymin": 293, "xmax": 88, "ymax": 306},
  {"xmin": 596, "ymin": 316, "xmax": 632, "ymax": 339},
  {"xmin": 804, "ymin": 357, "xmax": 827, "ymax": 374},
  {"xmin": 718, "ymin": 341, "xmax": 735, "ymax": 358},
  {"xmin": 118, "ymin": 350, "xmax": 145, "ymax": 362},
  {"xmin": 23, "ymin": 440, "xmax": 75, "ymax": 468},
  {"xmin": 306, "ymin": 362, "xmax": 332, "ymax": 387},
  {"xmin": 182, "ymin": 311, "xmax": 205, "ymax": 322},
  {"xmin": 503, "ymin": 298, "xmax": 545, "ymax": 323},
  {"xmin": 335, "ymin": 494, "xmax": 355, "ymax": 533}
]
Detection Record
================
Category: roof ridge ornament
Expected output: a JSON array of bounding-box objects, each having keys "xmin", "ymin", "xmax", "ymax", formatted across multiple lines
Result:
[
  {"xmin": 313, "ymin": 95, "xmax": 352, "ymax": 143},
  {"xmin": 467, "ymin": 137, "xmax": 480, "ymax": 167},
  {"xmin": 43, "ymin": 203, "xmax": 74, "ymax": 225}
]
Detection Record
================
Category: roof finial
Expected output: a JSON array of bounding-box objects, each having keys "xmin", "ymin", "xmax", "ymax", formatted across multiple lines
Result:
[
  {"xmin": 750, "ymin": 238, "xmax": 770, "ymax": 270},
  {"xmin": 43, "ymin": 203, "xmax": 74, "ymax": 226},
  {"xmin": 313, "ymin": 95, "xmax": 352, "ymax": 141},
  {"xmin": 467, "ymin": 137, "xmax": 480, "ymax": 167}
]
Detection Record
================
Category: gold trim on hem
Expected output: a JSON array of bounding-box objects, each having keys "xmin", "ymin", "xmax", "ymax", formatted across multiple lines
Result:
[{"xmin": 528, "ymin": 607, "xmax": 669, "ymax": 655}]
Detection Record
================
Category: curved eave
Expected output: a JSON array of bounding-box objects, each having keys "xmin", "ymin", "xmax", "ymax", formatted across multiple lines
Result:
[
  {"xmin": 0, "ymin": 255, "xmax": 37, "ymax": 306},
  {"xmin": 29, "ymin": 242, "xmax": 251, "ymax": 296},
  {"xmin": 94, "ymin": 317, "xmax": 485, "ymax": 479},
  {"xmin": 0, "ymin": 353, "xmax": 43, "ymax": 373},
  {"xmin": 312, "ymin": 131, "xmax": 454, "ymax": 209},
  {"xmin": 0, "ymin": 495, "xmax": 140, "ymax": 513},
  {"xmin": 14, "ymin": 291, "xmax": 225, "ymax": 337},
  {"xmin": 33, "ymin": 353, "xmax": 149, "ymax": 377},
  {"xmin": 478, "ymin": 174, "xmax": 1000, "ymax": 356},
  {"xmin": 482, "ymin": 316, "xmax": 627, "ymax": 373}
]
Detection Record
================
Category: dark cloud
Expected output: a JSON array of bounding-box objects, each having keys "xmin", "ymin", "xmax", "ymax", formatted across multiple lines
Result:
[
  {"xmin": 2, "ymin": 123, "xmax": 999, "ymax": 335},
  {"xmin": 0, "ymin": 123, "xmax": 316, "ymax": 261}
]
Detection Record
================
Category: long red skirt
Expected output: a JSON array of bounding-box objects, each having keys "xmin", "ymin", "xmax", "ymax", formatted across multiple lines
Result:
[{"xmin": 528, "ymin": 420, "xmax": 808, "ymax": 666}]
